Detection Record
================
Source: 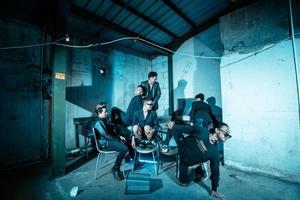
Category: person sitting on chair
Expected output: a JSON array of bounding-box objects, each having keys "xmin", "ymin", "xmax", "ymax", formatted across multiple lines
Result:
[
  {"xmin": 167, "ymin": 120, "xmax": 231, "ymax": 200},
  {"xmin": 132, "ymin": 97, "xmax": 159, "ymax": 147},
  {"xmin": 94, "ymin": 104, "xmax": 134, "ymax": 181}
]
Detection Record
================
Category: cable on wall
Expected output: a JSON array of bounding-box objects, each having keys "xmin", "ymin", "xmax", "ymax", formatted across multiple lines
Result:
[{"xmin": 0, "ymin": 33, "xmax": 299, "ymax": 67}]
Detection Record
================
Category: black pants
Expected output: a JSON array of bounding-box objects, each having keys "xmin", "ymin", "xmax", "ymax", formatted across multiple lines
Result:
[
  {"xmin": 106, "ymin": 137, "xmax": 128, "ymax": 170},
  {"xmin": 168, "ymin": 125, "xmax": 204, "ymax": 183}
]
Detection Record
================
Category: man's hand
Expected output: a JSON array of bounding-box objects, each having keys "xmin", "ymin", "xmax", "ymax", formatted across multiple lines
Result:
[
  {"xmin": 210, "ymin": 190, "xmax": 225, "ymax": 200},
  {"xmin": 120, "ymin": 136, "xmax": 126, "ymax": 142},
  {"xmin": 167, "ymin": 121, "xmax": 175, "ymax": 129},
  {"xmin": 131, "ymin": 136, "xmax": 136, "ymax": 148}
]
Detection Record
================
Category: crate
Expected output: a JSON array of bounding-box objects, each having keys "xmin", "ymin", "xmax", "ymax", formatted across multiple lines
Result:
[{"xmin": 125, "ymin": 172, "xmax": 151, "ymax": 194}]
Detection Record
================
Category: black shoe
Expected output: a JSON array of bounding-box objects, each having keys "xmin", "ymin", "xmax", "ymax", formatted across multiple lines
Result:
[
  {"xmin": 179, "ymin": 181, "xmax": 188, "ymax": 187},
  {"xmin": 111, "ymin": 168, "xmax": 122, "ymax": 181},
  {"xmin": 193, "ymin": 164, "xmax": 208, "ymax": 182},
  {"xmin": 117, "ymin": 170, "xmax": 124, "ymax": 180}
]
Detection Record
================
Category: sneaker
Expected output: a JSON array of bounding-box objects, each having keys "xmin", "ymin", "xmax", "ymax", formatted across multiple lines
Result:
[
  {"xmin": 161, "ymin": 145, "xmax": 169, "ymax": 153},
  {"xmin": 201, "ymin": 163, "xmax": 208, "ymax": 181}
]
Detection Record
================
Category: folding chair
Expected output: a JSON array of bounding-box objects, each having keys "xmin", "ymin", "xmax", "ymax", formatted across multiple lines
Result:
[{"xmin": 92, "ymin": 127, "xmax": 125, "ymax": 179}]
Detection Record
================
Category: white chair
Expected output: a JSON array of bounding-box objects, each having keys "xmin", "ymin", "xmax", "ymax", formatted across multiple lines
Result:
[
  {"xmin": 131, "ymin": 141, "xmax": 159, "ymax": 175},
  {"xmin": 92, "ymin": 127, "xmax": 125, "ymax": 180},
  {"xmin": 157, "ymin": 129, "xmax": 179, "ymax": 178}
]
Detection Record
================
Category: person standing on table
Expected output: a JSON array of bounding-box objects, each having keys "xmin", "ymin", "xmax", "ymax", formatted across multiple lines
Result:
[{"xmin": 140, "ymin": 71, "xmax": 161, "ymax": 111}]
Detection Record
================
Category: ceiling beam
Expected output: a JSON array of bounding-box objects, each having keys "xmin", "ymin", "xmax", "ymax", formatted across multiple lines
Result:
[
  {"xmin": 162, "ymin": 0, "xmax": 196, "ymax": 28},
  {"xmin": 111, "ymin": 0, "xmax": 180, "ymax": 39},
  {"xmin": 164, "ymin": 0, "xmax": 257, "ymax": 53},
  {"xmin": 71, "ymin": 4, "xmax": 170, "ymax": 55}
]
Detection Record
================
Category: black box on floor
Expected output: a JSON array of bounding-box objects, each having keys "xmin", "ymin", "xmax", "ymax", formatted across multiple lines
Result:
[{"xmin": 125, "ymin": 172, "xmax": 151, "ymax": 194}]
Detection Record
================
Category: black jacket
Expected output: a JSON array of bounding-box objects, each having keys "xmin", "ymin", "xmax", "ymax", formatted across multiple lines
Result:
[
  {"xmin": 126, "ymin": 95, "xmax": 143, "ymax": 125},
  {"xmin": 133, "ymin": 109, "xmax": 159, "ymax": 132},
  {"xmin": 140, "ymin": 80, "xmax": 161, "ymax": 110},
  {"xmin": 190, "ymin": 101, "xmax": 218, "ymax": 128}
]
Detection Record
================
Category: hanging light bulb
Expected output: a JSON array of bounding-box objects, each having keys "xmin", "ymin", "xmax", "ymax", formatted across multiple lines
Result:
[
  {"xmin": 65, "ymin": 34, "xmax": 70, "ymax": 42},
  {"xmin": 99, "ymin": 67, "xmax": 106, "ymax": 75}
]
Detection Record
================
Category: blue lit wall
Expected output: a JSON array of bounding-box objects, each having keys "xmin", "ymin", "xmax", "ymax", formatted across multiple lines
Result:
[
  {"xmin": 173, "ymin": 24, "xmax": 223, "ymax": 115},
  {"xmin": 65, "ymin": 43, "xmax": 150, "ymax": 149},
  {"xmin": 220, "ymin": 0, "xmax": 300, "ymax": 180}
]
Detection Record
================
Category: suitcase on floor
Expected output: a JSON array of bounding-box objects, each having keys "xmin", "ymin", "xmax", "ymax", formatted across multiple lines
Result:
[{"xmin": 125, "ymin": 172, "xmax": 151, "ymax": 194}]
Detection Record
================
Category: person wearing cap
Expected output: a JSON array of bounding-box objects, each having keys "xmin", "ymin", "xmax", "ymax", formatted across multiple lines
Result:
[
  {"xmin": 190, "ymin": 93, "xmax": 218, "ymax": 128},
  {"xmin": 167, "ymin": 121, "xmax": 231, "ymax": 200},
  {"xmin": 140, "ymin": 71, "xmax": 161, "ymax": 111}
]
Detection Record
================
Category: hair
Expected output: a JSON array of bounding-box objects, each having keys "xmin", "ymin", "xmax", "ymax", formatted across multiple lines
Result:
[
  {"xmin": 95, "ymin": 104, "xmax": 107, "ymax": 115},
  {"xmin": 209, "ymin": 122, "xmax": 229, "ymax": 134},
  {"xmin": 142, "ymin": 96, "xmax": 154, "ymax": 102},
  {"xmin": 195, "ymin": 93, "xmax": 205, "ymax": 101},
  {"xmin": 217, "ymin": 122, "xmax": 229, "ymax": 129},
  {"xmin": 137, "ymin": 85, "xmax": 146, "ymax": 94},
  {"xmin": 148, "ymin": 71, "xmax": 157, "ymax": 79}
]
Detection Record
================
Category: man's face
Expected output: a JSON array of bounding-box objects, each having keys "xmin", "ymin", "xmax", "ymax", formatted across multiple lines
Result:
[
  {"xmin": 148, "ymin": 76, "xmax": 157, "ymax": 85},
  {"xmin": 144, "ymin": 100, "xmax": 154, "ymax": 111},
  {"xmin": 144, "ymin": 125, "xmax": 151, "ymax": 133},
  {"xmin": 216, "ymin": 125, "xmax": 231, "ymax": 142},
  {"xmin": 98, "ymin": 108, "xmax": 108, "ymax": 119},
  {"xmin": 135, "ymin": 87, "xmax": 143, "ymax": 96}
]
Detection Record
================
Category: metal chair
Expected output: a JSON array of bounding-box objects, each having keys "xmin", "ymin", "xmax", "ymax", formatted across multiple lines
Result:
[
  {"xmin": 131, "ymin": 140, "xmax": 159, "ymax": 175},
  {"xmin": 92, "ymin": 127, "xmax": 125, "ymax": 180},
  {"xmin": 157, "ymin": 128, "xmax": 179, "ymax": 178}
]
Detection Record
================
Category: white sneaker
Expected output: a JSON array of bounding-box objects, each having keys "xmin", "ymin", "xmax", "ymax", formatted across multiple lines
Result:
[
  {"xmin": 201, "ymin": 163, "xmax": 208, "ymax": 181},
  {"xmin": 161, "ymin": 145, "xmax": 169, "ymax": 153}
]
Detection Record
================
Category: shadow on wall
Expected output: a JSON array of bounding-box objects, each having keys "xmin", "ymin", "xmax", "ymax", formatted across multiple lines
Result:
[
  {"xmin": 116, "ymin": 82, "xmax": 136, "ymax": 110},
  {"xmin": 66, "ymin": 63, "xmax": 113, "ymax": 114},
  {"xmin": 170, "ymin": 96, "xmax": 223, "ymax": 124},
  {"xmin": 164, "ymin": 79, "xmax": 187, "ymax": 117},
  {"xmin": 192, "ymin": 25, "xmax": 223, "ymax": 97},
  {"xmin": 207, "ymin": 96, "xmax": 222, "ymax": 122}
]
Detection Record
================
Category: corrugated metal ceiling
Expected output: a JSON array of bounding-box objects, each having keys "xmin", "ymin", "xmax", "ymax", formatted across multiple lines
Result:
[
  {"xmin": 1, "ymin": 0, "xmax": 256, "ymax": 58},
  {"xmin": 71, "ymin": 0, "xmax": 239, "ymax": 57}
]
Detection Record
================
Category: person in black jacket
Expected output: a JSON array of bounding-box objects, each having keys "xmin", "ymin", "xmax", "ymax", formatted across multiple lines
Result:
[
  {"xmin": 94, "ymin": 104, "xmax": 134, "ymax": 181},
  {"xmin": 140, "ymin": 71, "xmax": 161, "ymax": 111},
  {"xmin": 190, "ymin": 93, "xmax": 218, "ymax": 128},
  {"xmin": 132, "ymin": 97, "xmax": 159, "ymax": 145},
  {"xmin": 125, "ymin": 85, "xmax": 145, "ymax": 126},
  {"xmin": 167, "ymin": 121, "xmax": 231, "ymax": 200}
]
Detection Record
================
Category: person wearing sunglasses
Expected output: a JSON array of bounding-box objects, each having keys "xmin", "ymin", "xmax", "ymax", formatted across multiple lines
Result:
[
  {"xmin": 131, "ymin": 97, "xmax": 159, "ymax": 147},
  {"xmin": 167, "ymin": 121, "xmax": 231, "ymax": 200}
]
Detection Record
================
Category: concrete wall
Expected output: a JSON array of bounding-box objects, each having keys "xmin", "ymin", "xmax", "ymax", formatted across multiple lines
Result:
[
  {"xmin": 0, "ymin": 19, "xmax": 49, "ymax": 167},
  {"xmin": 172, "ymin": 24, "xmax": 223, "ymax": 117},
  {"xmin": 65, "ymin": 42, "xmax": 150, "ymax": 149},
  {"xmin": 220, "ymin": 0, "xmax": 300, "ymax": 181}
]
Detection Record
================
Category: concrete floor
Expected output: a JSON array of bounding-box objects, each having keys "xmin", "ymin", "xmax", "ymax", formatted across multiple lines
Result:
[{"xmin": 1, "ymin": 154, "xmax": 299, "ymax": 200}]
